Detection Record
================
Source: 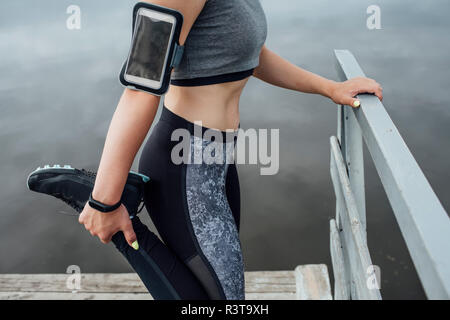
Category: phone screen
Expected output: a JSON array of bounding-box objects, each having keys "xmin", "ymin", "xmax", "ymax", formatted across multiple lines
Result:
[{"xmin": 126, "ymin": 14, "xmax": 173, "ymax": 82}]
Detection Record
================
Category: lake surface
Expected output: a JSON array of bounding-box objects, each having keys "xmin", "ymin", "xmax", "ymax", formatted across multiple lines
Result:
[{"xmin": 1, "ymin": 0, "xmax": 449, "ymax": 299}]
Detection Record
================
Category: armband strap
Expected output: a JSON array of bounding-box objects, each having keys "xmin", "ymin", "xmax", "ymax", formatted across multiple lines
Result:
[{"xmin": 171, "ymin": 43, "xmax": 185, "ymax": 68}]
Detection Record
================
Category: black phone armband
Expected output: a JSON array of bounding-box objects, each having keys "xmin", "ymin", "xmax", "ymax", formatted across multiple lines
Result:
[{"xmin": 119, "ymin": 2, "xmax": 184, "ymax": 96}]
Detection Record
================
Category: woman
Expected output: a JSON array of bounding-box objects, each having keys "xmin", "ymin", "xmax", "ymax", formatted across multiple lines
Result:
[{"xmin": 78, "ymin": 0, "xmax": 383, "ymax": 300}]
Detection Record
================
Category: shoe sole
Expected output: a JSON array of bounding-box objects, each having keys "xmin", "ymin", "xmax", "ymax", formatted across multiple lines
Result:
[{"xmin": 27, "ymin": 164, "xmax": 150, "ymax": 191}]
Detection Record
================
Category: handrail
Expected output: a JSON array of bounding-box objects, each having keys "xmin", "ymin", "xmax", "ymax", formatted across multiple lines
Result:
[{"xmin": 330, "ymin": 49, "xmax": 450, "ymax": 299}]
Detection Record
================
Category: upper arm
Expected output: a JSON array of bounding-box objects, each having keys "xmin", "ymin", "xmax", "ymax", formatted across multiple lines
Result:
[
  {"xmin": 143, "ymin": 0, "xmax": 207, "ymax": 45},
  {"xmin": 124, "ymin": 1, "xmax": 206, "ymax": 97},
  {"xmin": 259, "ymin": 44, "xmax": 268, "ymax": 59}
]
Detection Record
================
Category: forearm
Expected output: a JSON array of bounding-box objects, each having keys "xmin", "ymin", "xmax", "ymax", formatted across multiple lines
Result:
[
  {"xmin": 92, "ymin": 89, "xmax": 160, "ymax": 205},
  {"xmin": 253, "ymin": 45, "xmax": 337, "ymax": 98}
]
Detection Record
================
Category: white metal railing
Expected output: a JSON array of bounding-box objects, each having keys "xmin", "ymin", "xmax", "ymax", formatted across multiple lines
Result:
[{"xmin": 329, "ymin": 50, "xmax": 450, "ymax": 300}]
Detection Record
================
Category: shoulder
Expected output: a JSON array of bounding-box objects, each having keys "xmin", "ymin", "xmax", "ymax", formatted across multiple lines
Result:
[{"xmin": 146, "ymin": 0, "xmax": 208, "ymax": 45}]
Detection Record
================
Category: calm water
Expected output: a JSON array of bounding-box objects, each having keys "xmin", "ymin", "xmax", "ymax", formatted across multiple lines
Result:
[{"xmin": 1, "ymin": 0, "xmax": 449, "ymax": 299}]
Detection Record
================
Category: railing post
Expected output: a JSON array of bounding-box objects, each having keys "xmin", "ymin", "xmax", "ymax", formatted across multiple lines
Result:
[
  {"xmin": 344, "ymin": 107, "xmax": 366, "ymax": 235},
  {"xmin": 336, "ymin": 90, "xmax": 366, "ymax": 236},
  {"xmin": 330, "ymin": 136, "xmax": 381, "ymax": 299},
  {"xmin": 336, "ymin": 106, "xmax": 345, "ymax": 229},
  {"xmin": 333, "ymin": 49, "xmax": 450, "ymax": 299}
]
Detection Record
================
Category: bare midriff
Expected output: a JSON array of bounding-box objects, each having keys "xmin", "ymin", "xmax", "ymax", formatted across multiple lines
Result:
[{"xmin": 164, "ymin": 77, "xmax": 251, "ymax": 131}]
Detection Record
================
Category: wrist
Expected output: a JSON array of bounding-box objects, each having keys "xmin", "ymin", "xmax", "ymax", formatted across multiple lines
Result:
[
  {"xmin": 92, "ymin": 187, "xmax": 122, "ymax": 206},
  {"xmin": 322, "ymin": 79, "xmax": 338, "ymax": 100},
  {"xmin": 88, "ymin": 192, "xmax": 122, "ymax": 213}
]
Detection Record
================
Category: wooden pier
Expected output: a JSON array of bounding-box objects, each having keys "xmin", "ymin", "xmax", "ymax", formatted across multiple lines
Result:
[
  {"xmin": 0, "ymin": 265, "xmax": 331, "ymax": 300},
  {"xmin": 2, "ymin": 50, "xmax": 449, "ymax": 300}
]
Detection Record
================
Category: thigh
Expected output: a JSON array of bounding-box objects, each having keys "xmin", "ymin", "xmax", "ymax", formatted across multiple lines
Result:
[
  {"xmin": 138, "ymin": 120, "xmax": 245, "ymax": 300},
  {"xmin": 138, "ymin": 120, "xmax": 200, "ymax": 262}
]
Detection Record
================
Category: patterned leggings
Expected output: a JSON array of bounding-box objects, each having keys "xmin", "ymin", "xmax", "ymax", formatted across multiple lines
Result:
[{"xmin": 111, "ymin": 105, "xmax": 244, "ymax": 300}]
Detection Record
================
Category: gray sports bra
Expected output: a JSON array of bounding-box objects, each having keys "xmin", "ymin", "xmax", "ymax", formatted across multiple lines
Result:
[{"xmin": 170, "ymin": 0, "xmax": 268, "ymax": 86}]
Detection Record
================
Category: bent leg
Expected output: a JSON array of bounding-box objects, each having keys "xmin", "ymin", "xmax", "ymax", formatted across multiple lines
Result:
[
  {"xmin": 138, "ymin": 106, "xmax": 245, "ymax": 300},
  {"xmin": 111, "ymin": 217, "xmax": 209, "ymax": 300}
]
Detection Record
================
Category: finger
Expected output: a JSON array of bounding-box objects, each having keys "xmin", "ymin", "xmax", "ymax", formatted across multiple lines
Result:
[
  {"xmin": 357, "ymin": 84, "xmax": 383, "ymax": 102},
  {"xmin": 103, "ymin": 228, "xmax": 120, "ymax": 245},
  {"xmin": 368, "ymin": 86, "xmax": 382, "ymax": 101},
  {"xmin": 375, "ymin": 86, "xmax": 383, "ymax": 101},
  {"xmin": 352, "ymin": 99, "xmax": 361, "ymax": 108},
  {"xmin": 99, "ymin": 235, "xmax": 111, "ymax": 244},
  {"xmin": 103, "ymin": 235, "xmax": 113, "ymax": 244},
  {"xmin": 122, "ymin": 220, "xmax": 138, "ymax": 250},
  {"xmin": 343, "ymin": 96, "xmax": 360, "ymax": 108}
]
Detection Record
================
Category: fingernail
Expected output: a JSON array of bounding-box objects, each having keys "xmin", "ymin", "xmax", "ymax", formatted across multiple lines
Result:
[
  {"xmin": 132, "ymin": 241, "xmax": 139, "ymax": 250},
  {"xmin": 353, "ymin": 100, "xmax": 361, "ymax": 108}
]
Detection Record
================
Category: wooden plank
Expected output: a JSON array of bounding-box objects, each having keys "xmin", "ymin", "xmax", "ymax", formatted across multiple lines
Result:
[
  {"xmin": 343, "ymin": 107, "xmax": 366, "ymax": 234},
  {"xmin": 331, "ymin": 140, "xmax": 359, "ymax": 299},
  {"xmin": 244, "ymin": 270, "xmax": 295, "ymax": 282},
  {"xmin": 335, "ymin": 49, "xmax": 450, "ymax": 299},
  {"xmin": 0, "ymin": 292, "xmax": 153, "ymax": 300},
  {"xmin": 0, "ymin": 268, "xmax": 326, "ymax": 300},
  {"xmin": 329, "ymin": 219, "xmax": 350, "ymax": 300},
  {"xmin": 330, "ymin": 136, "xmax": 381, "ymax": 300},
  {"xmin": 246, "ymin": 292, "xmax": 296, "ymax": 300},
  {"xmin": 0, "ymin": 291, "xmax": 297, "ymax": 301},
  {"xmin": 0, "ymin": 274, "xmax": 148, "ymax": 293},
  {"xmin": 0, "ymin": 272, "xmax": 296, "ymax": 294},
  {"xmin": 334, "ymin": 112, "xmax": 366, "ymax": 296},
  {"xmin": 337, "ymin": 104, "xmax": 344, "ymax": 144},
  {"xmin": 0, "ymin": 292, "xmax": 297, "ymax": 301},
  {"xmin": 295, "ymin": 265, "xmax": 332, "ymax": 300},
  {"xmin": 334, "ymin": 195, "xmax": 351, "ymax": 295},
  {"xmin": 335, "ymin": 107, "xmax": 344, "ymax": 230},
  {"xmin": 245, "ymin": 283, "xmax": 296, "ymax": 293}
]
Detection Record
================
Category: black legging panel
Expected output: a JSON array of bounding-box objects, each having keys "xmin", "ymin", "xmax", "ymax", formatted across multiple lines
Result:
[{"xmin": 112, "ymin": 106, "xmax": 243, "ymax": 300}]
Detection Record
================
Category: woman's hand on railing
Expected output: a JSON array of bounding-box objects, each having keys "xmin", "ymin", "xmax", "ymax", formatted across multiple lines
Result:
[
  {"xmin": 330, "ymin": 77, "xmax": 383, "ymax": 108},
  {"xmin": 79, "ymin": 202, "xmax": 138, "ymax": 249}
]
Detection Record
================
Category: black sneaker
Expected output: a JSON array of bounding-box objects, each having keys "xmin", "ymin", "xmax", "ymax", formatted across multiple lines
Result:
[{"xmin": 27, "ymin": 165, "xmax": 150, "ymax": 218}]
